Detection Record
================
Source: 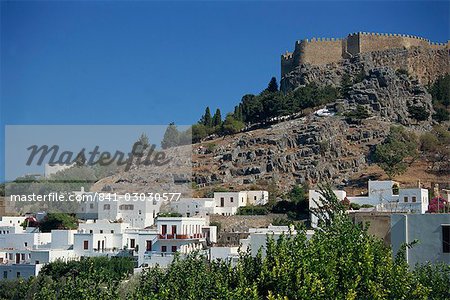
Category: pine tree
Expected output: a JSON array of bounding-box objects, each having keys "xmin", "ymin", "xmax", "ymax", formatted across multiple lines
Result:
[
  {"xmin": 266, "ymin": 77, "xmax": 278, "ymax": 93},
  {"xmin": 212, "ymin": 108, "xmax": 222, "ymax": 126},
  {"xmin": 138, "ymin": 133, "xmax": 149, "ymax": 147},
  {"xmin": 161, "ymin": 123, "xmax": 180, "ymax": 149},
  {"xmin": 203, "ymin": 107, "xmax": 212, "ymax": 127}
]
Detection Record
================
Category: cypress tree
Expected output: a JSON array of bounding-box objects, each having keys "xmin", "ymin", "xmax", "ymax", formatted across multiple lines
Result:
[
  {"xmin": 212, "ymin": 108, "xmax": 222, "ymax": 126},
  {"xmin": 203, "ymin": 107, "xmax": 212, "ymax": 127},
  {"xmin": 266, "ymin": 77, "xmax": 279, "ymax": 93}
]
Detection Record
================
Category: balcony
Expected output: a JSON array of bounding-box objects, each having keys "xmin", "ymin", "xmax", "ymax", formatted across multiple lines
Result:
[{"xmin": 158, "ymin": 233, "xmax": 204, "ymax": 240}]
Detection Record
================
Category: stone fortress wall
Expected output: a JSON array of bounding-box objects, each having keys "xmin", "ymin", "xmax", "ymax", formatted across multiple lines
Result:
[{"xmin": 281, "ymin": 32, "xmax": 450, "ymax": 84}]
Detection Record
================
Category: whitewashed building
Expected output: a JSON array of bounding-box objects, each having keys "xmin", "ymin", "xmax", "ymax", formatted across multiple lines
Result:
[
  {"xmin": 169, "ymin": 198, "xmax": 215, "ymax": 217},
  {"xmin": 391, "ymin": 214, "xmax": 450, "ymax": 266},
  {"xmin": 309, "ymin": 181, "xmax": 429, "ymax": 228},
  {"xmin": 213, "ymin": 191, "xmax": 269, "ymax": 216},
  {"xmin": 75, "ymin": 189, "xmax": 161, "ymax": 228},
  {"xmin": 0, "ymin": 228, "xmax": 76, "ymax": 280},
  {"xmin": 237, "ymin": 225, "xmax": 315, "ymax": 257},
  {"xmin": 169, "ymin": 191, "xmax": 269, "ymax": 217}
]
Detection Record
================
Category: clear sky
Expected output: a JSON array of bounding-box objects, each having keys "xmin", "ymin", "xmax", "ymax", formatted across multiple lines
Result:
[{"xmin": 1, "ymin": 1, "xmax": 449, "ymax": 181}]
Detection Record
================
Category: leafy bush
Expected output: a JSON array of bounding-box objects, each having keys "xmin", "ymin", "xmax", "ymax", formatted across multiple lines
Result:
[
  {"xmin": 344, "ymin": 105, "xmax": 370, "ymax": 122},
  {"xmin": 237, "ymin": 205, "xmax": 268, "ymax": 215},
  {"xmin": 129, "ymin": 188, "xmax": 449, "ymax": 299},
  {"xmin": 39, "ymin": 213, "xmax": 78, "ymax": 232},
  {"xmin": 158, "ymin": 212, "xmax": 183, "ymax": 217},
  {"xmin": 429, "ymin": 74, "xmax": 450, "ymax": 123},
  {"xmin": 395, "ymin": 68, "xmax": 409, "ymax": 77},
  {"xmin": 408, "ymin": 105, "xmax": 430, "ymax": 121},
  {"xmin": 361, "ymin": 204, "xmax": 374, "ymax": 208},
  {"xmin": 373, "ymin": 126, "xmax": 418, "ymax": 178},
  {"xmin": 40, "ymin": 256, "xmax": 134, "ymax": 282},
  {"xmin": 350, "ymin": 202, "xmax": 361, "ymax": 210},
  {"xmin": 432, "ymin": 107, "xmax": 450, "ymax": 122}
]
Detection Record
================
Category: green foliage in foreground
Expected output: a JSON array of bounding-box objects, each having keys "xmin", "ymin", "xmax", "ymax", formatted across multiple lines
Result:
[
  {"xmin": 1, "ymin": 188, "xmax": 449, "ymax": 300},
  {"xmin": 0, "ymin": 257, "xmax": 134, "ymax": 300},
  {"xmin": 131, "ymin": 219, "xmax": 449, "ymax": 299}
]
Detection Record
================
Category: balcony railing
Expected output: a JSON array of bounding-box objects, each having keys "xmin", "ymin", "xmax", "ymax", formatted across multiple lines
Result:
[{"xmin": 158, "ymin": 233, "xmax": 204, "ymax": 240}]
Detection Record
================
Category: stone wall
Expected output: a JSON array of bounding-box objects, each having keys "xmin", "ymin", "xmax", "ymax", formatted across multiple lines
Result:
[
  {"xmin": 296, "ymin": 38, "xmax": 343, "ymax": 66},
  {"xmin": 348, "ymin": 212, "xmax": 391, "ymax": 246},
  {"xmin": 358, "ymin": 33, "xmax": 430, "ymax": 54},
  {"xmin": 281, "ymin": 32, "xmax": 449, "ymax": 84}
]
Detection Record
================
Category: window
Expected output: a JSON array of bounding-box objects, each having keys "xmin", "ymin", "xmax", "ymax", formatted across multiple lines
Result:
[
  {"xmin": 139, "ymin": 210, "xmax": 142, "ymax": 215},
  {"xmin": 130, "ymin": 239, "xmax": 136, "ymax": 248},
  {"xmin": 21, "ymin": 254, "xmax": 25, "ymax": 260},
  {"xmin": 100, "ymin": 230, "xmax": 103, "ymax": 234},
  {"xmin": 3, "ymin": 271, "xmax": 7, "ymax": 279},
  {"xmin": 412, "ymin": 196, "xmax": 417, "ymax": 203},
  {"xmin": 172, "ymin": 225, "xmax": 177, "ymax": 235},
  {"xmin": 171, "ymin": 246, "xmax": 177, "ymax": 252},
  {"xmin": 161, "ymin": 246, "xmax": 167, "ymax": 252},
  {"xmin": 443, "ymin": 225, "xmax": 450, "ymax": 253},
  {"xmin": 404, "ymin": 196, "xmax": 408, "ymax": 203},
  {"xmin": 119, "ymin": 204, "xmax": 134, "ymax": 210},
  {"xmin": 24, "ymin": 242, "xmax": 28, "ymax": 247},
  {"xmin": 16, "ymin": 272, "xmax": 20, "ymax": 278},
  {"xmin": 89, "ymin": 204, "xmax": 94, "ymax": 209},
  {"xmin": 111, "ymin": 230, "xmax": 114, "ymax": 234},
  {"xmin": 161, "ymin": 225, "xmax": 167, "ymax": 235},
  {"xmin": 220, "ymin": 197, "xmax": 224, "ymax": 207},
  {"xmin": 103, "ymin": 204, "xmax": 110, "ymax": 210},
  {"xmin": 35, "ymin": 260, "xmax": 40, "ymax": 264},
  {"xmin": 254, "ymin": 196, "xmax": 257, "ymax": 200},
  {"xmin": 230, "ymin": 197, "xmax": 234, "ymax": 203},
  {"xmin": 83, "ymin": 240, "xmax": 89, "ymax": 250},
  {"xmin": 146, "ymin": 240, "xmax": 152, "ymax": 251},
  {"xmin": 89, "ymin": 230, "xmax": 93, "ymax": 234}
]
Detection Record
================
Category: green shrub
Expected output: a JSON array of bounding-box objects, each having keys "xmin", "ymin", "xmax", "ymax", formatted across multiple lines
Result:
[
  {"xmin": 408, "ymin": 105, "xmax": 430, "ymax": 121},
  {"xmin": 344, "ymin": 105, "xmax": 370, "ymax": 120},
  {"xmin": 237, "ymin": 205, "xmax": 268, "ymax": 215}
]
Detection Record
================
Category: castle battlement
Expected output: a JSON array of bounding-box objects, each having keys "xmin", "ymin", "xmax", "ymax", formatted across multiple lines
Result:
[{"xmin": 281, "ymin": 32, "xmax": 450, "ymax": 84}]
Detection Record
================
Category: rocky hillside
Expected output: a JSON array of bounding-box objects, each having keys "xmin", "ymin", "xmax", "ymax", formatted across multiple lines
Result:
[
  {"xmin": 281, "ymin": 51, "xmax": 436, "ymax": 126},
  {"xmin": 192, "ymin": 115, "xmax": 389, "ymax": 191},
  {"xmin": 91, "ymin": 47, "xmax": 448, "ymax": 196}
]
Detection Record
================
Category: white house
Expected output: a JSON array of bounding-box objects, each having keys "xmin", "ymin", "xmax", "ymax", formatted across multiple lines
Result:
[
  {"xmin": 76, "ymin": 190, "xmax": 161, "ymax": 228},
  {"xmin": 169, "ymin": 191, "xmax": 269, "ymax": 217},
  {"xmin": 0, "ymin": 216, "xmax": 26, "ymax": 233},
  {"xmin": 73, "ymin": 217, "xmax": 216, "ymax": 268},
  {"xmin": 239, "ymin": 225, "xmax": 314, "ymax": 257},
  {"xmin": 213, "ymin": 191, "xmax": 269, "ymax": 216},
  {"xmin": 169, "ymin": 198, "xmax": 215, "ymax": 217},
  {"xmin": 309, "ymin": 181, "xmax": 429, "ymax": 228},
  {"xmin": 0, "ymin": 228, "xmax": 75, "ymax": 280},
  {"xmin": 309, "ymin": 190, "xmax": 347, "ymax": 228},
  {"xmin": 142, "ymin": 217, "xmax": 217, "ymax": 267},
  {"xmin": 391, "ymin": 214, "xmax": 450, "ymax": 266}
]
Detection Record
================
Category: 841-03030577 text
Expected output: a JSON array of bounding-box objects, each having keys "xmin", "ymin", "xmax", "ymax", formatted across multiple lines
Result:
[{"xmin": 9, "ymin": 192, "xmax": 182, "ymax": 202}]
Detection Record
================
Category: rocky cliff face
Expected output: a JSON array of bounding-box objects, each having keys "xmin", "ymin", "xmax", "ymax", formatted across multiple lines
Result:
[
  {"xmin": 192, "ymin": 116, "xmax": 390, "ymax": 190},
  {"xmin": 281, "ymin": 51, "xmax": 436, "ymax": 126}
]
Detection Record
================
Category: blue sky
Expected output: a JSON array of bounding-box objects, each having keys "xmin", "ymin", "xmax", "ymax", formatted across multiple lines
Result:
[{"xmin": 1, "ymin": 1, "xmax": 449, "ymax": 181}]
